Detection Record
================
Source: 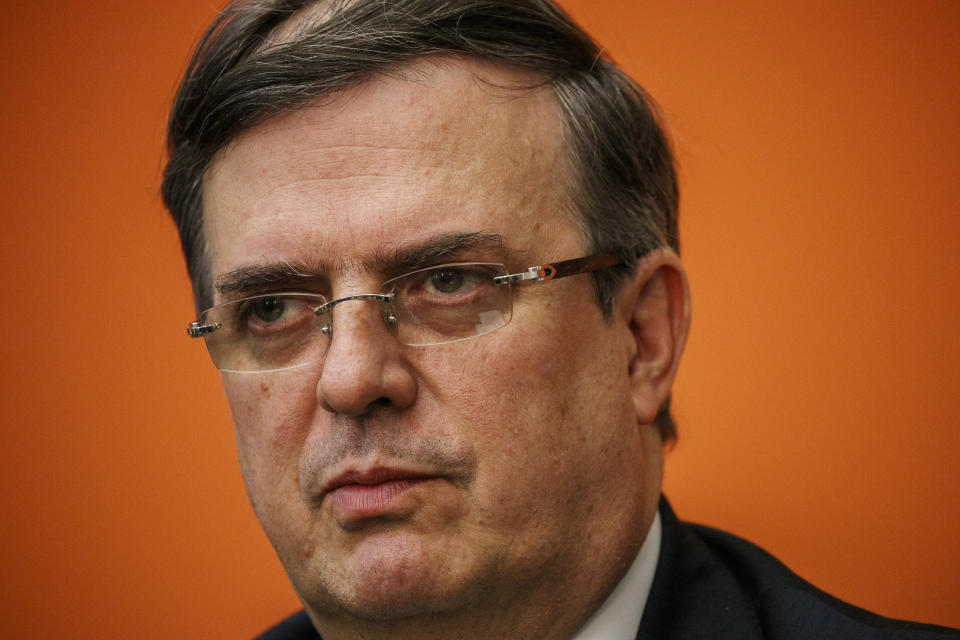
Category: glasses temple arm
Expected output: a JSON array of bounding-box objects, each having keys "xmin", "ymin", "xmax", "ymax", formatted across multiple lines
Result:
[
  {"xmin": 188, "ymin": 322, "xmax": 221, "ymax": 338},
  {"xmin": 493, "ymin": 254, "xmax": 621, "ymax": 285}
]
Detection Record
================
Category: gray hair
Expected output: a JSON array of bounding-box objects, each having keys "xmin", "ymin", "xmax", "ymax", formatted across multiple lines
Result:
[{"xmin": 161, "ymin": 0, "xmax": 679, "ymax": 440}]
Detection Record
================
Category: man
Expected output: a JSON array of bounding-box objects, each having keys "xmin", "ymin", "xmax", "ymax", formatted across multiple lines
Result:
[{"xmin": 162, "ymin": 1, "xmax": 959, "ymax": 638}]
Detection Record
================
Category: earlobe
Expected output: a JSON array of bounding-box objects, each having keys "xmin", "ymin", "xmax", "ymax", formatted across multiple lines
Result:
[{"xmin": 621, "ymin": 249, "xmax": 691, "ymax": 426}]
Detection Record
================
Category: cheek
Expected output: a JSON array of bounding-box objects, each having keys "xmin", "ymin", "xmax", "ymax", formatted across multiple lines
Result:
[
  {"xmin": 424, "ymin": 337, "xmax": 601, "ymax": 507},
  {"xmin": 428, "ymin": 311, "xmax": 636, "ymax": 521},
  {"xmin": 223, "ymin": 372, "xmax": 319, "ymax": 501}
]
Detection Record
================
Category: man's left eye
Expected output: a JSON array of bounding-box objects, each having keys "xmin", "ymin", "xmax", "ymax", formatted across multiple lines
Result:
[{"xmin": 428, "ymin": 269, "xmax": 466, "ymax": 294}]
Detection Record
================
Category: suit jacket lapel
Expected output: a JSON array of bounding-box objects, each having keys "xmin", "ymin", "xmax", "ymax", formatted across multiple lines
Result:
[{"xmin": 636, "ymin": 498, "xmax": 764, "ymax": 640}]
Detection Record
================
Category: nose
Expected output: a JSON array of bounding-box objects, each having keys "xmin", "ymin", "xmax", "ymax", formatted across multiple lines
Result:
[{"xmin": 316, "ymin": 298, "xmax": 417, "ymax": 415}]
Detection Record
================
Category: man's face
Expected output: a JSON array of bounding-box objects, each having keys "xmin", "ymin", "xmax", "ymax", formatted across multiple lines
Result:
[{"xmin": 202, "ymin": 58, "xmax": 662, "ymax": 630}]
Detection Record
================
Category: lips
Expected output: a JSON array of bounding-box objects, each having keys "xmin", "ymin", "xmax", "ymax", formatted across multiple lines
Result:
[{"xmin": 320, "ymin": 467, "xmax": 440, "ymax": 520}]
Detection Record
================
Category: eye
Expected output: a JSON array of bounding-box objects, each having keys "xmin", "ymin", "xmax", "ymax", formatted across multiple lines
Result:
[
  {"xmin": 428, "ymin": 268, "xmax": 466, "ymax": 294},
  {"xmin": 252, "ymin": 297, "xmax": 285, "ymax": 322},
  {"xmin": 389, "ymin": 264, "xmax": 499, "ymax": 307},
  {"xmin": 236, "ymin": 295, "xmax": 315, "ymax": 334}
]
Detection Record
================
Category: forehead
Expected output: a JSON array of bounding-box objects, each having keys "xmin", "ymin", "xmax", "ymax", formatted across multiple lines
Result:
[{"xmin": 202, "ymin": 56, "xmax": 581, "ymax": 286}]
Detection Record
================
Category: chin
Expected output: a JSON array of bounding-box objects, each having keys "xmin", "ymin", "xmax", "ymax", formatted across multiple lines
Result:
[{"xmin": 296, "ymin": 531, "xmax": 482, "ymax": 622}]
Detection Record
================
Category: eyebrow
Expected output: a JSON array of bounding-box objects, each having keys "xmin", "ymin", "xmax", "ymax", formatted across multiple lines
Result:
[
  {"xmin": 215, "ymin": 259, "xmax": 328, "ymax": 297},
  {"xmin": 378, "ymin": 231, "xmax": 507, "ymax": 272},
  {"xmin": 214, "ymin": 231, "xmax": 508, "ymax": 298}
]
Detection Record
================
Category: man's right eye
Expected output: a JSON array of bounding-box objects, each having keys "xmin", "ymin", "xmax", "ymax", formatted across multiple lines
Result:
[
  {"xmin": 251, "ymin": 297, "xmax": 285, "ymax": 322},
  {"xmin": 234, "ymin": 296, "xmax": 305, "ymax": 334}
]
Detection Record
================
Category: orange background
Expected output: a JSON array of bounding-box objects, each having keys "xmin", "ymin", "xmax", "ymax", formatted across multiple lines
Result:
[{"xmin": 1, "ymin": 1, "xmax": 958, "ymax": 637}]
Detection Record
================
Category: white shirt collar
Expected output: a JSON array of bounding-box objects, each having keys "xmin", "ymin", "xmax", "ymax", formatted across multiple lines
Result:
[{"xmin": 570, "ymin": 511, "xmax": 662, "ymax": 640}]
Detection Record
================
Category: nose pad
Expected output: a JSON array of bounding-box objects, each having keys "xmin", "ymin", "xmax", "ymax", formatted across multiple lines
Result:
[
  {"xmin": 317, "ymin": 308, "xmax": 333, "ymax": 336},
  {"xmin": 382, "ymin": 300, "xmax": 398, "ymax": 331},
  {"xmin": 316, "ymin": 294, "xmax": 416, "ymax": 416},
  {"xmin": 314, "ymin": 294, "xmax": 396, "ymax": 338}
]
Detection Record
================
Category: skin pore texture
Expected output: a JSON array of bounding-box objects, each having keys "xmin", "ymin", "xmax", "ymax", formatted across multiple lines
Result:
[{"xmin": 202, "ymin": 57, "xmax": 689, "ymax": 640}]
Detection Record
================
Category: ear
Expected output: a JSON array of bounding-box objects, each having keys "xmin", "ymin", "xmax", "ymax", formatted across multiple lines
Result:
[{"xmin": 618, "ymin": 249, "xmax": 691, "ymax": 426}]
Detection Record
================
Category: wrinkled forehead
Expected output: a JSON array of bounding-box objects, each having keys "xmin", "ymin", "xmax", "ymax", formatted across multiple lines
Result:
[
  {"xmin": 222, "ymin": 55, "xmax": 560, "ymax": 151},
  {"xmin": 201, "ymin": 56, "xmax": 580, "ymax": 292}
]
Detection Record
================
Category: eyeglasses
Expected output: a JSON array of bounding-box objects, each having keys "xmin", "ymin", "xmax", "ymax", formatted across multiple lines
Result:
[{"xmin": 187, "ymin": 254, "xmax": 621, "ymax": 373}]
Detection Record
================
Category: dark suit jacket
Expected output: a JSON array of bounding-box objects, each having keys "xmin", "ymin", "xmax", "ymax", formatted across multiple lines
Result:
[{"xmin": 256, "ymin": 498, "xmax": 960, "ymax": 639}]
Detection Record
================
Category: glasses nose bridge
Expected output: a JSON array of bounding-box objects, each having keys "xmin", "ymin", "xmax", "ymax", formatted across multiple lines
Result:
[{"xmin": 316, "ymin": 292, "xmax": 397, "ymax": 336}]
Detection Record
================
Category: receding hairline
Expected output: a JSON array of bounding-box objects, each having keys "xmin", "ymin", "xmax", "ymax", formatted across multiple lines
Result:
[
  {"xmin": 256, "ymin": 0, "xmax": 339, "ymax": 51},
  {"xmin": 247, "ymin": 0, "xmax": 568, "ymax": 124},
  {"xmin": 201, "ymin": 51, "xmax": 581, "ymax": 259}
]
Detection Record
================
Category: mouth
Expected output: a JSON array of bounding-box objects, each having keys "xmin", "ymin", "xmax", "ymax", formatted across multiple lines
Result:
[{"xmin": 320, "ymin": 467, "xmax": 443, "ymax": 521}]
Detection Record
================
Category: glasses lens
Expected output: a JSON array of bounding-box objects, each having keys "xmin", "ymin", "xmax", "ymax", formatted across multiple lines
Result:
[
  {"xmin": 200, "ymin": 293, "xmax": 328, "ymax": 372},
  {"xmin": 385, "ymin": 263, "xmax": 512, "ymax": 346}
]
